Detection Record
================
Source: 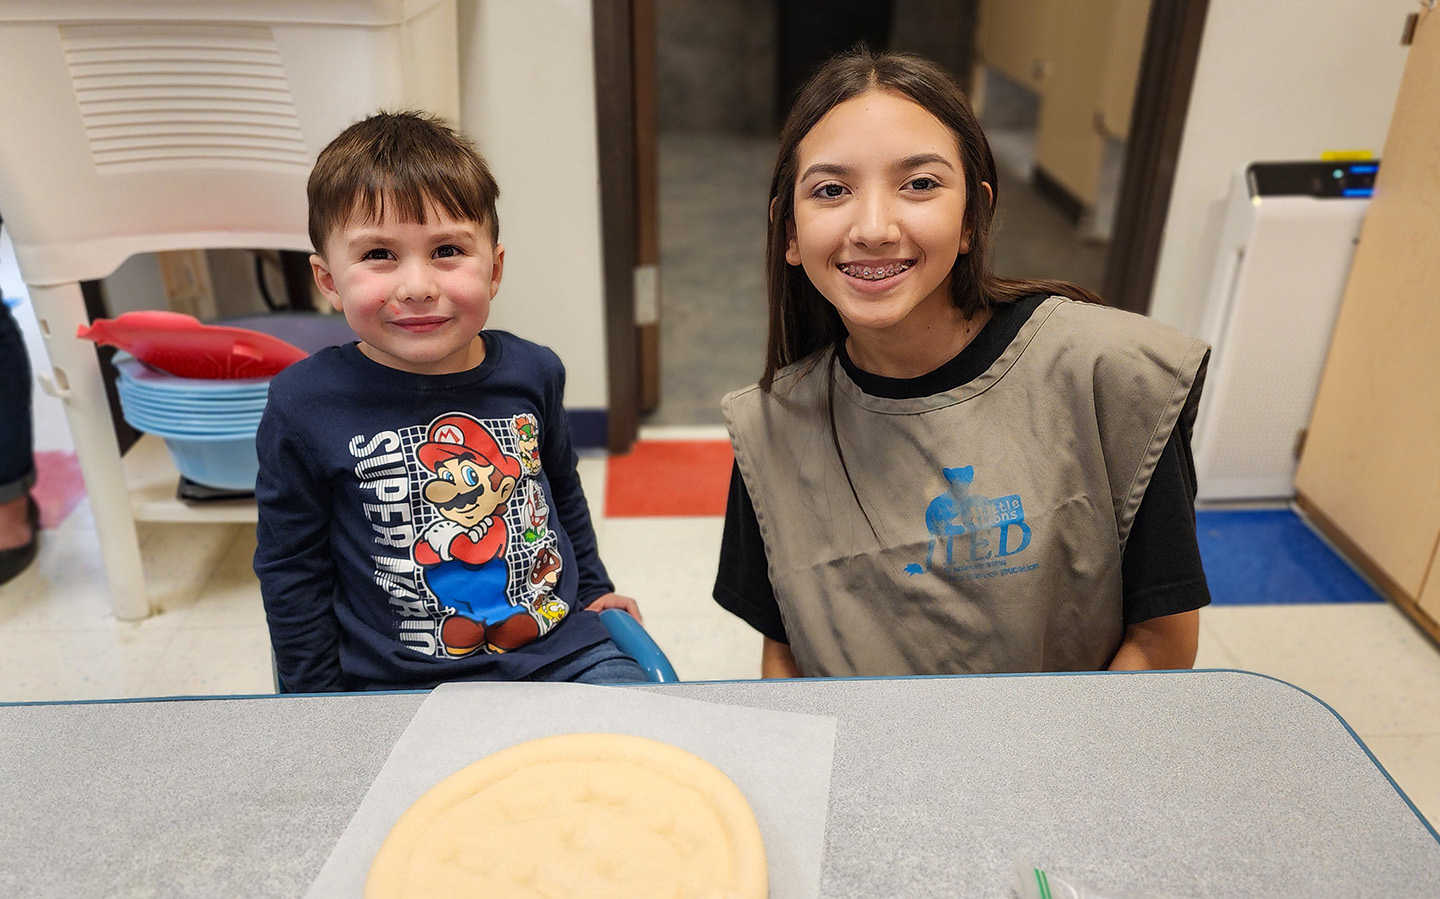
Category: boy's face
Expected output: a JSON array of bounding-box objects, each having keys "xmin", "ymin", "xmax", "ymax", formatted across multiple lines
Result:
[{"xmin": 311, "ymin": 202, "xmax": 503, "ymax": 376}]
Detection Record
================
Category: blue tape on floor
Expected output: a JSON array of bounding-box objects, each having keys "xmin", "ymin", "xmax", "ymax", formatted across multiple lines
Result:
[{"xmin": 1196, "ymin": 509, "xmax": 1383, "ymax": 605}]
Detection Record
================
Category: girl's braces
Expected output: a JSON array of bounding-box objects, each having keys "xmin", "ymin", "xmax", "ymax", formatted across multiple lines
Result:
[{"xmin": 838, "ymin": 260, "xmax": 915, "ymax": 280}]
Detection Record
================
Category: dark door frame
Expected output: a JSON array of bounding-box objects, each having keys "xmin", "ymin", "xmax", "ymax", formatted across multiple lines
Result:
[
  {"xmin": 1103, "ymin": 0, "xmax": 1211, "ymax": 314},
  {"xmin": 592, "ymin": 0, "xmax": 640, "ymax": 453}
]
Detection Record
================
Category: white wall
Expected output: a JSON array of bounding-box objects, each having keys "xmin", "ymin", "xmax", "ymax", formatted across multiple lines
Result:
[
  {"xmin": 1148, "ymin": 0, "xmax": 1414, "ymax": 335},
  {"xmin": 455, "ymin": 0, "xmax": 610, "ymax": 412}
]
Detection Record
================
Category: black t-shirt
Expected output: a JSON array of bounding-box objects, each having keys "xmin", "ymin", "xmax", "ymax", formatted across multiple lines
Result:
[{"xmin": 713, "ymin": 293, "xmax": 1211, "ymax": 644}]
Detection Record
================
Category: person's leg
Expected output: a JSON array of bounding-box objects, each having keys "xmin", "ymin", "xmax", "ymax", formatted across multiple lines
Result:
[
  {"xmin": 0, "ymin": 299, "xmax": 38, "ymax": 582},
  {"xmin": 569, "ymin": 653, "xmax": 650, "ymax": 685},
  {"xmin": 0, "ymin": 300, "xmax": 34, "ymax": 497},
  {"xmin": 522, "ymin": 639, "xmax": 649, "ymax": 685}
]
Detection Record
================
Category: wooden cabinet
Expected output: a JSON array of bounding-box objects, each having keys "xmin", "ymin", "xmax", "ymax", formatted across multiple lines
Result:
[
  {"xmin": 1294, "ymin": 8, "xmax": 1440, "ymax": 644},
  {"xmin": 975, "ymin": 0, "xmax": 1149, "ymax": 207},
  {"xmin": 976, "ymin": 0, "xmax": 1059, "ymax": 92}
]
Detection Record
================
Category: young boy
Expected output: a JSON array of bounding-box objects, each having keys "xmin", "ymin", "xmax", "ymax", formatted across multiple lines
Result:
[{"xmin": 254, "ymin": 111, "xmax": 646, "ymax": 692}]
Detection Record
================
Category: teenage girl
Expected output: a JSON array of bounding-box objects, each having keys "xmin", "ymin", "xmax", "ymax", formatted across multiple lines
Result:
[{"xmin": 712, "ymin": 49, "xmax": 1211, "ymax": 678}]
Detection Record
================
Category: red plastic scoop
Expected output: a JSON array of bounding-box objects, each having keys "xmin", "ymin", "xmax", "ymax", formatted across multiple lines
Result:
[{"xmin": 76, "ymin": 311, "xmax": 308, "ymax": 379}]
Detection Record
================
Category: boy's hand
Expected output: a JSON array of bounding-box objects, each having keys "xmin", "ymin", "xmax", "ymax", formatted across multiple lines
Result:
[{"xmin": 587, "ymin": 592, "xmax": 642, "ymax": 624}]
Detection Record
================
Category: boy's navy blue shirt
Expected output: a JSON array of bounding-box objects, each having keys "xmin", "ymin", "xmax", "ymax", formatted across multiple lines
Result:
[{"xmin": 255, "ymin": 330, "xmax": 612, "ymax": 692}]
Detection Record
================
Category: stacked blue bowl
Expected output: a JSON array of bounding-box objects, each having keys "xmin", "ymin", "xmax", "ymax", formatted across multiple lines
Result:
[{"xmin": 113, "ymin": 354, "xmax": 269, "ymax": 490}]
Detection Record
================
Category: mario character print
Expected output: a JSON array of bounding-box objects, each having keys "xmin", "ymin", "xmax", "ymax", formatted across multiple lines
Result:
[
  {"xmin": 412, "ymin": 413, "xmax": 542, "ymax": 656},
  {"xmin": 529, "ymin": 545, "xmax": 568, "ymax": 624},
  {"xmin": 520, "ymin": 478, "xmax": 549, "ymax": 543},
  {"xmin": 513, "ymin": 413, "xmax": 542, "ymax": 475}
]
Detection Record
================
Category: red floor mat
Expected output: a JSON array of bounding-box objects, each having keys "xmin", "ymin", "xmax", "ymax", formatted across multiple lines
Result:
[
  {"xmin": 605, "ymin": 440, "xmax": 733, "ymax": 517},
  {"xmin": 32, "ymin": 450, "xmax": 85, "ymax": 529}
]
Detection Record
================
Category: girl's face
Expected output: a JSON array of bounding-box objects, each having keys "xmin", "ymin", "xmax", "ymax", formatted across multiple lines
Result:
[{"xmin": 786, "ymin": 89, "xmax": 972, "ymax": 343}]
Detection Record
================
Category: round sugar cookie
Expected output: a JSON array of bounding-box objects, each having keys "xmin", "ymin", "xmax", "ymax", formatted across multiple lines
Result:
[{"xmin": 365, "ymin": 732, "xmax": 768, "ymax": 898}]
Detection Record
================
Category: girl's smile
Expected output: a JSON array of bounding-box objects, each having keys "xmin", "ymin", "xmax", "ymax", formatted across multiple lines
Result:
[{"xmin": 837, "ymin": 258, "xmax": 916, "ymax": 283}]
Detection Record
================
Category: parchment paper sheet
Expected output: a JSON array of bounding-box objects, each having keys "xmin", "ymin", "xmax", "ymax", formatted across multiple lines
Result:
[{"xmin": 306, "ymin": 682, "xmax": 837, "ymax": 898}]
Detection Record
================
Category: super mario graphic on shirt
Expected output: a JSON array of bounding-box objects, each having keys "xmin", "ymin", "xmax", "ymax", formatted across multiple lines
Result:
[
  {"xmin": 513, "ymin": 413, "xmax": 542, "ymax": 476},
  {"xmin": 410, "ymin": 413, "xmax": 567, "ymax": 657},
  {"xmin": 905, "ymin": 465, "xmax": 1039, "ymax": 580},
  {"xmin": 529, "ymin": 545, "xmax": 566, "ymax": 624},
  {"xmin": 520, "ymin": 478, "xmax": 549, "ymax": 543}
]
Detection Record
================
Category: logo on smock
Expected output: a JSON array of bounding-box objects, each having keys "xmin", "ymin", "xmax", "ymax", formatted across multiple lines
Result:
[{"xmin": 905, "ymin": 465, "xmax": 1039, "ymax": 579}]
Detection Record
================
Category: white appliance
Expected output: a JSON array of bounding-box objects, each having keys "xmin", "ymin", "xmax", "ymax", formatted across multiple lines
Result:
[{"xmin": 1192, "ymin": 161, "xmax": 1377, "ymax": 502}]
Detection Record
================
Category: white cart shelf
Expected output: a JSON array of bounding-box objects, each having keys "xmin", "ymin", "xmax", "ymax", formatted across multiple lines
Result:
[{"xmin": 123, "ymin": 435, "xmax": 258, "ymax": 525}]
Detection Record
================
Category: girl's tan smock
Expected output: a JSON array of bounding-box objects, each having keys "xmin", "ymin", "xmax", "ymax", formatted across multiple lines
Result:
[{"xmin": 722, "ymin": 296, "xmax": 1209, "ymax": 676}]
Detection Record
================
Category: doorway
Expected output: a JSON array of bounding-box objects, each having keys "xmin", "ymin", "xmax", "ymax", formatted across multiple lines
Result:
[{"xmin": 598, "ymin": 0, "xmax": 1208, "ymax": 434}]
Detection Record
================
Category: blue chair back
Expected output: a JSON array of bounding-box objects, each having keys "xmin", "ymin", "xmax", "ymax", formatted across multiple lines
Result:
[{"xmin": 599, "ymin": 609, "xmax": 680, "ymax": 683}]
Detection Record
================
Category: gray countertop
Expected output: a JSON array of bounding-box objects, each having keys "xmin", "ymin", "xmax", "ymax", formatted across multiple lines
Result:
[{"xmin": 1, "ymin": 670, "xmax": 1436, "ymax": 897}]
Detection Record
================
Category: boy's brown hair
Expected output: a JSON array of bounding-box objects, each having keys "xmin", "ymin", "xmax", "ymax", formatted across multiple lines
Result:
[{"xmin": 307, "ymin": 110, "xmax": 500, "ymax": 254}]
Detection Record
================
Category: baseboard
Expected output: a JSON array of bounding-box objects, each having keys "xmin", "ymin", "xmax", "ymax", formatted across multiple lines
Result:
[{"xmin": 1295, "ymin": 493, "xmax": 1440, "ymax": 648}]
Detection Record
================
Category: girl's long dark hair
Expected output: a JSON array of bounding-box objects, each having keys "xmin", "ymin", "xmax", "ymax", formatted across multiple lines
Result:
[{"xmin": 761, "ymin": 48, "xmax": 1102, "ymax": 390}]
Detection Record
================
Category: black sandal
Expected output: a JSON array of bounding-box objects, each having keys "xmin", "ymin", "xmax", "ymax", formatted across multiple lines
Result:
[{"xmin": 0, "ymin": 495, "xmax": 39, "ymax": 586}]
